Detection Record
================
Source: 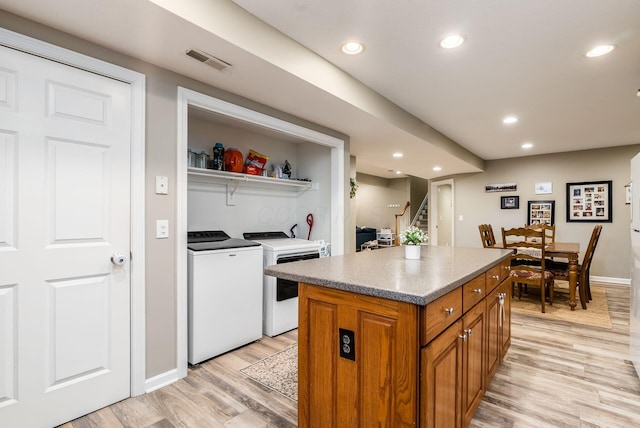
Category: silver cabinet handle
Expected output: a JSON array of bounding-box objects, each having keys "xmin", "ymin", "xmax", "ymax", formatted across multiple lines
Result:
[
  {"xmin": 464, "ymin": 328, "xmax": 472, "ymax": 336},
  {"xmin": 459, "ymin": 334, "xmax": 468, "ymax": 342},
  {"xmin": 444, "ymin": 307, "xmax": 455, "ymax": 315},
  {"xmin": 111, "ymin": 253, "xmax": 128, "ymax": 266},
  {"xmin": 473, "ymin": 288, "xmax": 483, "ymax": 294},
  {"xmin": 491, "ymin": 275, "xmax": 500, "ymax": 280}
]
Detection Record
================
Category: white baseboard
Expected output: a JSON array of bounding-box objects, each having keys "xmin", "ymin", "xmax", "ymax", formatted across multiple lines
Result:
[
  {"xmin": 592, "ymin": 275, "xmax": 630, "ymax": 285},
  {"xmin": 144, "ymin": 368, "xmax": 182, "ymax": 393}
]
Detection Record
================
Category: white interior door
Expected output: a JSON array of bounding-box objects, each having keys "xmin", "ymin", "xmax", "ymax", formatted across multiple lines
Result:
[{"xmin": 0, "ymin": 45, "xmax": 131, "ymax": 427}]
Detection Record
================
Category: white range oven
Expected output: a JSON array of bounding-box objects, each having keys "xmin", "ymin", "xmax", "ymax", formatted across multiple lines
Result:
[{"xmin": 243, "ymin": 231, "xmax": 322, "ymax": 337}]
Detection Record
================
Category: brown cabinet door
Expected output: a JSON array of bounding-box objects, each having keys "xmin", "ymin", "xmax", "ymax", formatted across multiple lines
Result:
[
  {"xmin": 498, "ymin": 280, "xmax": 511, "ymax": 359},
  {"xmin": 485, "ymin": 286, "xmax": 501, "ymax": 383},
  {"xmin": 298, "ymin": 283, "xmax": 419, "ymax": 428},
  {"xmin": 421, "ymin": 320, "xmax": 463, "ymax": 428},
  {"xmin": 486, "ymin": 279, "xmax": 512, "ymax": 385},
  {"xmin": 462, "ymin": 301, "xmax": 486, "ymax": 428}
]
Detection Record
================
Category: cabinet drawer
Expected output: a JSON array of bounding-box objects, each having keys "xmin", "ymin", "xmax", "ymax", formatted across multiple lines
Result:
[
  {"xmin": 462, "ymin": 274, "xmax": 486, "ymax": 313},
  {"xmin": 421, "ymin": 287, "xmax": 462, "ymax": 346},
  {"xmin": 486, "ymin": 259, "xmax": 510, "ymax": 293}
]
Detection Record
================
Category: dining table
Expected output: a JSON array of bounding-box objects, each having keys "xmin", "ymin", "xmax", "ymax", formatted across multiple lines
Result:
[
  {"xmin": 545, "ymin": 242, "xmax": 581, "ymax": 311},
  {"xmin": 490, "ymin": 240, "xmax": 582, "ymax": 310}
]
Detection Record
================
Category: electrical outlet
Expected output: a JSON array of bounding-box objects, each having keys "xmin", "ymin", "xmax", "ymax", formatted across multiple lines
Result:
[{"xmin": 339, "ymin": 328, "xmax": 355, "ymax": 361}]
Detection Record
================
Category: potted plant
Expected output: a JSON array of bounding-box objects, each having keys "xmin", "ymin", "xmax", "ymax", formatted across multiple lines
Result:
[{"xmin": 399, "ymin": 226, "xmax": 427, "ymax": 259}]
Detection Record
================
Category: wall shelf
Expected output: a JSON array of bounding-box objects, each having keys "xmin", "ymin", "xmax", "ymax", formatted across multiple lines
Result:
[{"xmin": 187, "ymin": 167, "xmax": 317, "ymax": 205}]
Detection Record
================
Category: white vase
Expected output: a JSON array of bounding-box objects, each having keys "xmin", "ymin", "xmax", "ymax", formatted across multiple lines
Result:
[{"xmin": 404, "ymin": 244, "xmax": 421, "ymax": 260}]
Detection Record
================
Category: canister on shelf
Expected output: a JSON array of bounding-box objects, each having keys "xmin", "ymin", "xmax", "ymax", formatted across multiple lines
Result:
[
  {"xmin": 187, "ymin": 149, "xmax": 197, "ymax": 167},
  {"xmin": 195, "ymin": 151, "xmax": 209, "ymax": 169},
  {"xmin": 212, "ymin": 142, "xmax": 225, "ymax": 171},
  {"xmin": 224, "ymin": 147, "xmax": 243, "ymax": 173}
]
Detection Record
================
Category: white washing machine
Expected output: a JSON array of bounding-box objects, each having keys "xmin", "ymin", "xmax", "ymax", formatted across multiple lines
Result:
[
  {"xmin": 187, "ymin": 230, "xmax": 263, "ymax": 364},
  {"xmin": 243, "ymin": 231, "xmax": 322, "ymax": 337}
]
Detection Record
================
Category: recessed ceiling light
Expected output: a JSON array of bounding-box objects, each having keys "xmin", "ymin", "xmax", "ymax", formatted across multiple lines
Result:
[
  {"xmin": 395, "ymin": 171, "xmax": 402, "ymax": 175},
  {"xmin": 433, "ymin": 166, "xmax": 442, "ymax": 171},
  {"xmin": 341, "ymin": 41, "xmax": 365, "ymax": 55},
  {"xmin": 503, "ymin": 115, "xmax": 518, "ymax": 124},
  {"xmin": 439, "ymin": 34, "xmax": 465, "ymax": 49},
  {"xmin": 522, "ymin": 142, "xmax": 533, "ymax": 149},
  {"xmin": 393, "ymin": 152, "xmax": 403, "ymax": 158},
  {"xmin": 586, "ymin": 44, "xmax": 615, "ymax": 58}
]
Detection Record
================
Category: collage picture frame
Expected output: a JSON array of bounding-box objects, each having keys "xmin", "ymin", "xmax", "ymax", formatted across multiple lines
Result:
[
  {"xmin": 527, "ymin": 200, "xmax": 555, "ymax": 226},
  {"xmin": 566, "ymin": 180, "xmax": 612, "ymax": 223}
]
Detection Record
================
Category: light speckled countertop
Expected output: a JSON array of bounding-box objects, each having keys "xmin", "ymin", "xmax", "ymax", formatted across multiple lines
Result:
[{"xmin": 265, "ymin": 245, "xmax": 512, "ymax": 305}]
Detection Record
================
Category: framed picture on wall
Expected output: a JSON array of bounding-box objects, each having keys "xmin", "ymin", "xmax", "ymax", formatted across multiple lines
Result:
[
  {"xmin": 566, "ymin": 180, "xmax": 612, "ymax": 222},
  {"xmin": 500, "ymin": 196, "xmax": 519, "ymax": 209},
  {"xmin": 626, "ymin": 183, "xmax": 631, "ymax": 205},
  {"xmin": 527, "ymin": 200, "xmax": 555, "ymax": 226},
  {"xmin": 535, "ymin": 182, "xmax": 553, "ymax": 195},
  {"xmin": 485, "ymin": 182, "xmax": 517, "ymax": 192}
]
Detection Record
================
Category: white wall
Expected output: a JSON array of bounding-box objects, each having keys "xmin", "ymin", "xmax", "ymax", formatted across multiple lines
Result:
[
  {"xmin": 355, "ymin": 173, "xmax": 411, "ymax": 232},
  {"xmin": 296, "ymin": 142, "xmax": 332, "ymax": 243},
  {"xmin": 187, "ymin": 113, "xmax": 332, "ymax": 242},
  {"xmin": 450, "ymin": 144, "xmax": 640, "ymax": 280}
]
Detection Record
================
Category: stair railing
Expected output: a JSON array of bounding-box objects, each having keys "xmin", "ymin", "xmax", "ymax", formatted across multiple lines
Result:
[
  {"xmin": 411, "ymin": 192, "xmax": 429, "ymax": 228},
  {"xmin": 394, "ymin": 201, "xmax": 411, "ymax": 246}
]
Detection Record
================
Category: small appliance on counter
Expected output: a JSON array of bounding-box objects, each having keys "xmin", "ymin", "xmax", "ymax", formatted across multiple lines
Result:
[{"xmin": 187, "ymin": 230, "xmax": 263, "ymax": 364}]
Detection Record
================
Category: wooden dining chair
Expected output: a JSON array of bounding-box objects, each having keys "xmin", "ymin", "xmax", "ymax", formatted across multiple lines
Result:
[
  {"xmin": 547, "ymin": 225, "xmax": 602, "ymax": 308},
  {"xmin": 525, "ymin": 223, "xmax": 555, "ymax": 243},
  {"xmin": 502, "ymin": 227, "xmax": 555, "ymax": 313},
  {"xmin": 478, "ymin": 224, "xmax": 497, "ymax": 248}
]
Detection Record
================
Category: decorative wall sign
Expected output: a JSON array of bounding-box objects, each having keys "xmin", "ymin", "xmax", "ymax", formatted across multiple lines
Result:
[
  {"xmin": 535, "ymin": 182, "xmax": 553, "ymax": 195},
  {"xmin": 485, "ymin": 183, "xmax": 517, "ymax": 192},
  {"xmin": 501, "ymin": 196, "xmax": 519, "ymax": 209},
  {"xmin": 527, "ymin": 200, "xmax": 555, "ymax": 226},
  {"xmin": 566, "ymin": 180, "xmax": 612, "ymax": 223}
]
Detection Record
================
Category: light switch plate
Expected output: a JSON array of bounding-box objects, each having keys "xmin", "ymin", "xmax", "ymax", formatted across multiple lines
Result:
[
  {"xmin": 156, "ymin": 176, "xmax": 169, "ymax": 195},
  {"xmin": 156, "ymin": 220, "xmax": 169, "ymax": 238}
]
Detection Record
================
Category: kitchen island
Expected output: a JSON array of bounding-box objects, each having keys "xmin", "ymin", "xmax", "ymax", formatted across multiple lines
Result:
[{"xmin": 265, "ymin": 245, "xmax": 513, "ymax": 428}]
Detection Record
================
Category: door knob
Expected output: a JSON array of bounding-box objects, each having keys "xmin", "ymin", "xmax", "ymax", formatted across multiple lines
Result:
[{"xmin": 111, "ymin": 253, "xmax": 129, "ymax": 266}]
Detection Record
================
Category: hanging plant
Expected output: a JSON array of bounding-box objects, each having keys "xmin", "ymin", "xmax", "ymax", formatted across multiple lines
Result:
[{"xmin": 350, "ymin": 177, "xmax": 359, "ymax": 199}]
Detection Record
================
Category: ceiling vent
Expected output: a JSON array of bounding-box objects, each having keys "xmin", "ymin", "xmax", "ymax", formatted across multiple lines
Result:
[{"xmin": 186, "ymin": 49, "xmax": 232, "ymax": 72}]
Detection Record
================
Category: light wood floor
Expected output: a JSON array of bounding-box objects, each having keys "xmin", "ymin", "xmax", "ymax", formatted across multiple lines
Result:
[{"xmin": 61, "ymin": 282, "xmax": 640, "ymax": 427}]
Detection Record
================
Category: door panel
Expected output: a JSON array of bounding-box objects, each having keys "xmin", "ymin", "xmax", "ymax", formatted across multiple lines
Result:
[
  {"xmin": 48, "ymin": 275, "xmax": 111, "ymax": 387},
  {"xmin": 0, "ymin": 131, "xmax": 16, "ymax": 249},
  {"xmin": 46, "ymin": 81, "xmax": 111, "ymax": 124},
  {"xmin": 48, "ymin": 138, "xmax": 109, "ymax": 242},
  {"xmin": 0, "ymin": 44, "xmax": 131, "ymax": 427},
  {"xmin": 0, "ymin": 284, "xmax": 17, "ymax": 406}
]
